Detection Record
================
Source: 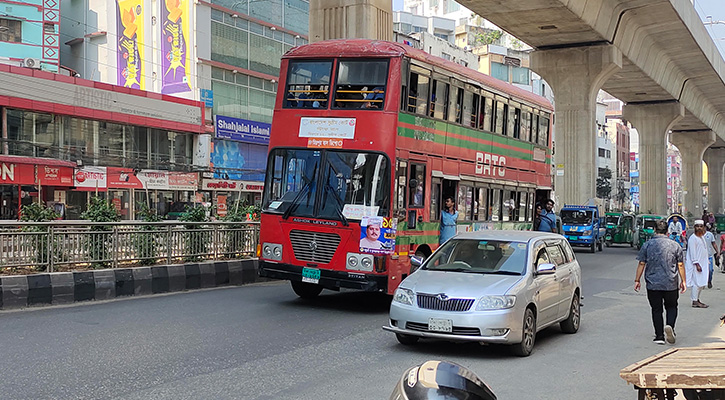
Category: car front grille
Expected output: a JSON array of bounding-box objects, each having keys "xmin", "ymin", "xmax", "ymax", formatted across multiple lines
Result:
[
  {"xmin": 406, "ymin": 322, "xmax": 481, "ymax": 336},
  {"xmin": 417, "ymin": 294, "xmax": 474, "ymax": 312},
  {"xmin": 289, "ymin": 230, "xmax": 341, "ymax": 264}
]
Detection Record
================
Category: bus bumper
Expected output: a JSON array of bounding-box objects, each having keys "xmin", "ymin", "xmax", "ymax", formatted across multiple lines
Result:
[{"xmin": 259, "ymin": 260, "xmax": 388, "ymax": 292}]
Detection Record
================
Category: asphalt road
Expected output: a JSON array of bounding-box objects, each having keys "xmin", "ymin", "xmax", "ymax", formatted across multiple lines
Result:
[{"xmin": 2, "ymin": 245, "xmax": 725, "ymax": 399}]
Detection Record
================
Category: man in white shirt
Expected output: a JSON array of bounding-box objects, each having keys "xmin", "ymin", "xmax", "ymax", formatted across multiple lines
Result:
[
  {"xmin": 704, "ymin": 228, "xmax": 719, "ymax": 288},
  {"xmin": 360, "ymin": 220, "xmax": 383, "ymax": 250},
  {"xmin": 686, "ymin": 220, "xmax": 711, "ymax": 308}
]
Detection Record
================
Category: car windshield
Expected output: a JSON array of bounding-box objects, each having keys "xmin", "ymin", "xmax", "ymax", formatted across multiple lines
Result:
[
  {"xmin": 605, "ymin": 215, "xmax": 620, "ymax": 225},
  {"xmin": 262, "ymin": 148, "xmax": 390, "ymax": 220},
  {"xmin": 422, "ymin": 239, "xmax": 527, "ymax": 275},
  {"xmin": 561, "ymin": 210, "xmax": 593, "ymax": 225}
]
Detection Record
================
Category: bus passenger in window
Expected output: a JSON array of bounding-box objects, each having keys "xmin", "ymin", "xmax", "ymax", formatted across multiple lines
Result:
[
  {"xmin": 362, "ymin": 87, "xmax": 384, "ymax": 109},
  {"xmin": 298, "ymin": 85, "xmax": 327, "ymax": 108},
  {"xmin": 286, "ymin": 89, "xmax": 298, "ymax": 108},
  {"xmin": 440, "ymin": 196, "xmax": 458, "ymax": 244}
]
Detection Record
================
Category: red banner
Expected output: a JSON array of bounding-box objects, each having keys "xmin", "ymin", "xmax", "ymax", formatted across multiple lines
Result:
[
  {"xmin": 107, "ymin": 167, "xmax": 144, "ymax": 189},
  {"xmin": 0, "ymin": 162, "xmax": 35, "ymax": 185},
  {"xmin": 38, "ymin": 166, "xmax": 74, "ymax": 186}
]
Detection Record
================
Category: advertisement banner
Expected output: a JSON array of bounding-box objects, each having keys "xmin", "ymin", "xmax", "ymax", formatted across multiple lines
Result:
[
  {"xmin": 38, "ymin": 166, "xmax": 73, "ymax": 186},
  {"xmin": 299, "ymin": 117, "xmax": 356, "ymax": 139},
  {"xmin": 216, "ymin": 195, "xmax": 227, "ymax": 217},
  {"xmin": 136, "ymin": 170, "xmax": 169, "ymax": 190},
  {"xmin": 202, "ymin": 179, "xmax": 263, "ymax": 192},
  {"xmin": 116, "ymin": 0, "xmax": 145, "ymax": 90},
  {"xmin": 161, "ymin": 0, "xmax": 192, "ymax": 94},
  {"xmin": 74, "ymin": 167, "xmax": 108, "ymax": 189},
  {"xmin": 168, "ymin": 172, "xmax": 198, "ymax": 190},
  {"xmin": 0, "ymin": 163, "xmax": 35, "ymax": 185},
  {"xmin": 107, "ymin": 167, "xmax": 144, "ymax": 189},
  {"xmin": 215, "ymin": 115, "xmax": 271, "ymax": 145},
  {"xmin": 359, "ymin": 216, "xmax": 395, "ymax": 255}
]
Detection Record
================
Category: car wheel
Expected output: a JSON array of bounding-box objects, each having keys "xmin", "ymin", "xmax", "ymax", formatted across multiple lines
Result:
[
  {"xmin": 291, "ymin": 281, "xmax": 323, "ymax": 299},
  {"xmin": 560, "ymin": 294, "xmax": 581, "ymax": 334},
  {"xmin": 396, "ymin": 333, "xmax": 419, "ymax": 345},
  {"xmin": 590, "ymin": 241, "xmax": 596, "ymax": 253},
  {"xmin": 511, "ymin": 308, "xmax": 536, "ymax": 357},
  {"xmin": 597, "ymin": 239, "xmax": 603, "ymax": 252}
]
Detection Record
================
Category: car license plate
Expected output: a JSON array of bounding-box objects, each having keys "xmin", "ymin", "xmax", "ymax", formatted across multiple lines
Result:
[
  {"xmin": 568, "ymin": 235, "xmax": 578, "ymax": 241},
  {"xmin": 301, "ymin": 267, "xmax": 320, "ymax": 284},
  {"xmin": 428, "ymin": 318, "xmax": 453, "ymax": 333}
]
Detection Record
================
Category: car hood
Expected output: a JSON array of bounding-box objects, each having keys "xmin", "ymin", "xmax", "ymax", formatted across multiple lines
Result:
[{"xmin": 402, "ymin": 270, "xmax": 523, "ymax": 297}]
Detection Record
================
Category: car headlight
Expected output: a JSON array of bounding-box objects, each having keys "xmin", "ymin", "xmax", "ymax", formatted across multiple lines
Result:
[
  {"xmin": 393, "ymin": 288, "xmax": 415, "ymax": 305},
  {"xmin": 476, "ymin": 295, "xmax": 516, "ymax": 311},
  {"xmin": 582, "ymin": 230, "xmax": 592, "ymax": 235}
]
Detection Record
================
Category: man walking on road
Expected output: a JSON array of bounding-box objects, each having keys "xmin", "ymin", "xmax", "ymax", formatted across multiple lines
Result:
[
  {"xmin": 686, "ymin": 220, "xmax": 710, "ymax": 308},
  {"xmin": 635, "ymin": 219, "xmax": 686, "ymax": 345},
  {"xmin": 703, "ymin": 228, "xmax": 718, "ymax": 288}
]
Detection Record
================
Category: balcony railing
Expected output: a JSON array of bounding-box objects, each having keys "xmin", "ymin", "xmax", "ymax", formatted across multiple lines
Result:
[{"xmin": 0, "ymin": 221, "xmax": 260, "ymax": 274}]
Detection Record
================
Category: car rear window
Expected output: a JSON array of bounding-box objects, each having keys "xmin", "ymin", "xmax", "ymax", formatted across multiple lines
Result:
[{"xmin": 424, "ymin": 239, "xmax": 527, "ymax": 275}]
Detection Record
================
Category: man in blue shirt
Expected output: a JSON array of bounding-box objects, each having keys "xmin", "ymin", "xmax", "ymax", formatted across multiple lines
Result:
[{"xmin": 538, "ymin": 199, "xmax": 557, "ymax": 233}]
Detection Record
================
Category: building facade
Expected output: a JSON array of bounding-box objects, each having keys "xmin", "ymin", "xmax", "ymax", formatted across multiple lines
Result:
[{"xmin": 0, "ymin": 0, "xmax": 60, "ymax": 72}]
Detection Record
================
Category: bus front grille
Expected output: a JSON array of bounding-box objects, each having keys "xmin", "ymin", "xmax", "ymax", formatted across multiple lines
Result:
[{"xmin": 289, "ymin": 230, "xmax": 341, "ymax": 264}]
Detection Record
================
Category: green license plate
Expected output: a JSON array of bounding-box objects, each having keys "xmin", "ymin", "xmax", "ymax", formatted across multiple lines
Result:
[
  {"xmin": 301, "ymin": 267, "xmax": 321, "ymax": 284},
  {"xmin": 568, "ymin": 236, "xmax": 578, "ymax": 241}
]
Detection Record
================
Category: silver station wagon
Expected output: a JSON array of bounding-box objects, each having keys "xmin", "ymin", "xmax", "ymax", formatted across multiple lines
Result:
[{"xmin": 383, "ymin": 231, "xmax": 582, "ymax": 356}]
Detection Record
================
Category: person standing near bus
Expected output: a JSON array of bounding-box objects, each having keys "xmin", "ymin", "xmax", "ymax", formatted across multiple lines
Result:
[
  {"xmin": 439, "ymin": 196, "xmax": 458, "ymax": 244},
  {"xmin": 538, "ymin": 199, "xmax": 557, "ymax": 233}
]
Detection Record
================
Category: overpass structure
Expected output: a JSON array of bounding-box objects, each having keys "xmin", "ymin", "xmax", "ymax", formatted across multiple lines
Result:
[{"xmin": 457, "ymin": 0, "xmax": 725, "ymax": 215}]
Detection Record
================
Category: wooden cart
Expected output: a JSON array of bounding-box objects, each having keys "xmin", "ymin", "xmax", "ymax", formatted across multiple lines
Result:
[{"xmin": 620, "ymin": 346, "xmax": 725, "ymax": 399}]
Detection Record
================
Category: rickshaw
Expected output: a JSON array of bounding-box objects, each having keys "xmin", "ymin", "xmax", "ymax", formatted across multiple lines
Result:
[
  {"xmin": 633, "ymin": 214, "xmax": 665, "ymax": 250},
  {"xmin": 604, "ymin": 212, "xmax": 635, "ymax": 247},
  {"xmin": 667, "ymin": 213, "xmax": 687, "ymax": 249},
  {"xmin": 716, "ymin": 214, "xmax": 725, "ymax": 233}
]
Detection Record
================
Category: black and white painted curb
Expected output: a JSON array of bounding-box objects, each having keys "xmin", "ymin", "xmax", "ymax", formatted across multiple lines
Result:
[{"xmin": 0, "ymin": 259, "xmax": 261, "ymax": 310}]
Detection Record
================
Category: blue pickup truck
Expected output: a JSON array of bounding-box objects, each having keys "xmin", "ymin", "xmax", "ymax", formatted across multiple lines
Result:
[{"xmin": 560, "ymin": 205, "xmax": 606, "ymax": 253}]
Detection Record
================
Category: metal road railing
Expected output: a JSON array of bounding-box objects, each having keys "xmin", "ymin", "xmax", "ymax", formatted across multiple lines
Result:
[{"xmin": 0, "ymin": 221, "xmax": 260, "ymax": 273}]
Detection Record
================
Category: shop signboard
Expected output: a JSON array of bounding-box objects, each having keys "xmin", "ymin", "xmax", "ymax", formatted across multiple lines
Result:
[
  {"xmin": 0, "ymin": 163, "xmax": 36, "ymax": 185},
  {"xmin": 168, "ymin": 172, "xmax": 198, "ymax": 190},
  {"xmin": 38, "ymin": 166, "xmax": 74, "ymax": 186},
  {"xmin": 135, "ymin": 170, "xmax": 198, "ymax": 190},
  {"xmin": 107, "ymin": 168, "xmax": 144, "ymax": 189},
  {"xmin": 74, "ymin": 166, "xmax": 108, "ymax": 189},
  {"xmin": 215, "ymin": 115, "xmax": 271, "ymax": 145},
  {"xmin": 136, "ymin": 170, "xmax": 169, "ymax": 190},
  {"xmin": 202, "ymin": 179, "xmax": 264, "ymax": 192}
]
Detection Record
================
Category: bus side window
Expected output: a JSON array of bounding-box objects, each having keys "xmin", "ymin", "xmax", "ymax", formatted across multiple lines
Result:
[
  {"xmin": 408, "ymin": 71, "xmax": 430, "ymax": 115},
  {"xmin": 395, "ymin": 160, "xmax": 408, "ymax": 218},
  {"xmin": 431, "ymin": 180, "xmax": 441, "ymax": 222},
  {"xmin": 408, "ymin": 163, "xmax": 426, "ymax": 208}
]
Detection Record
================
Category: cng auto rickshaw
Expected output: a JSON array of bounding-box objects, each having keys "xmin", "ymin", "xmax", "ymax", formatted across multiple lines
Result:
[
  {"xmin": 604, "ymin": 212, "xmax": 634, "ymax": 247},
  {"xmin": 633, "ymin": 214, "xmax": 665, "ymax": 250},
  {"xmin": 716, "ymin": 214, "xmax": 725, "ymax": 233}
]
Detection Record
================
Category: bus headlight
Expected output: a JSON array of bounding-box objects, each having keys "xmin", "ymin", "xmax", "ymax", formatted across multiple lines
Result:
[
  {"xmin": 360, "ymin": 255, "xmax": 373, "ymax": 272},
  {"xmin": 347, "ymin": 253, "xmax": 359, "ymax": 270},
  {"xmin": 262, "ymin": 243, "xmax": 283, "ymax": 261}
]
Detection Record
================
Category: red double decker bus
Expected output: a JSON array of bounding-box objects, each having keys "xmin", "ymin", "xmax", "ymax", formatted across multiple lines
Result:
[{"xmin": 259, "ymin": 40, "xmax": 553, "ymax": 298}]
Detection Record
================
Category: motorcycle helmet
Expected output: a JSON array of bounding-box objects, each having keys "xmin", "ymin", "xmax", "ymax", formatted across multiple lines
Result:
[{"xmin": 390, "ymin": 360, "xmax": 497, "ymax": 400}]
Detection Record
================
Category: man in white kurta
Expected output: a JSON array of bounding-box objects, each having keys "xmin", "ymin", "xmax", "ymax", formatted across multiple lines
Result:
[{"xmin": 686, "ymin": 220, "xmax": 710, "ymax": 308}]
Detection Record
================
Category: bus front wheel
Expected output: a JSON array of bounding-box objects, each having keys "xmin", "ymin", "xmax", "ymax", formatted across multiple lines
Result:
[{"xmin": 291, "ymin": 281, "xmax": 323, "ymax": 299}]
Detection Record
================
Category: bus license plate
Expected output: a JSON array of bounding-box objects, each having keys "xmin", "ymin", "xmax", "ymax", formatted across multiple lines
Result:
[
  {"xmin": 428, "ymin": 318, "xmax": 452, "ymax": 333},
  {"xmin": 301, "ymin": 267, "xmax": 321, "ymax": 284}
]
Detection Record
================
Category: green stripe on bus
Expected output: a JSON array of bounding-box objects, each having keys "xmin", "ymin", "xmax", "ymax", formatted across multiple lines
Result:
[{"xmin": 397, "ymin": 126, "xmax": 534, "ymax": 161}]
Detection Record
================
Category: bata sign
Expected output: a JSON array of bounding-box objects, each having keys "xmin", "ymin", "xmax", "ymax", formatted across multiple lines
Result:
[
  {"xmin": 0, "ymin": 162, "xmax": 35, "ymax": 185},
  {"xmin": 202, "ymin": 179, "xmax": 264, "ymax": 192}
]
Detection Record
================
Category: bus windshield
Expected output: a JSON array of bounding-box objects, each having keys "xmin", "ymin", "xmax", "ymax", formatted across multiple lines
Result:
[
  {"xmin": 561, "ymin": 210, "xmax": 593, "ymax": 226},
  {"xmin": 263, "ymin": 148, "xmax": 390, "ymax": 221}
]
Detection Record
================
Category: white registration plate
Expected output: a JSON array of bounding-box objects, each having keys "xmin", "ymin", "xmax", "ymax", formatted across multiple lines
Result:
[{"xmin": 428, "ymin": 318, "xmax": 453, "ymax": 333}]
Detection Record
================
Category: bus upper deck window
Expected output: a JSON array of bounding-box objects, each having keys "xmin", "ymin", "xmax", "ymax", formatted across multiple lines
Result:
[
  {"xmin": 333, "ymin": 60, "xmax": 388, "ymax": 109},
  {"xmin": 285, "ymin": 61, "xmax": 332, "ymax": 109}
]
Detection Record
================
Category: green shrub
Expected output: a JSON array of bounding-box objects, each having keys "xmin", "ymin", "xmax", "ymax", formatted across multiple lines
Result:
[
  {"xmin": 81, "ymin": 196, "xmax": 121, "ymax": 268},
  {"xmin": 133, "ymin": 202, "xmax": 162, "ymax": 265},
  {"xmin": 180, "ymin": 205, "xmax": 210, "ymax": 261},
  {"xmin": 20, "ymin": 202, "xmax": 61, "ymax": 271}
]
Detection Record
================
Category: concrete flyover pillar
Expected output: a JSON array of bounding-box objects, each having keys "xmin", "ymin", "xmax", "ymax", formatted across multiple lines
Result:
[
  {"xmin": 704, "ymin": 147, "xmax": 725, "ymax": 214},
  {"xmin": 622, "ymin": 102, "xmax": 684, "ymax": 215},
  {"xmin": 531, "ymin": 45, "xmax": 622, "ymax": 206},
  {"xmin": 670, "ymin": 131, "xmax": 716, "ymax": 217}
]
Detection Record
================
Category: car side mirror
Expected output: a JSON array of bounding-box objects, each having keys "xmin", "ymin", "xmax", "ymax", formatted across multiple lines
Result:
[{"xmin": 536, "ymin": 263, "xmax": 556, "ymax": 275}]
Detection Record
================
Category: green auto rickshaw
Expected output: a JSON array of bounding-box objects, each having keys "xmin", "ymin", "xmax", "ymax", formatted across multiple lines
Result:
[
  {"xmin": 633, "ymin": 214, "xmax": 665, "ymax": 250},
  {"xmin": 604, "ymin": 212, "xmax": 635, "ymax": 247},
  {"xmin": 715, "ymin": 214, "xmax": 725, "ymax": 233}
]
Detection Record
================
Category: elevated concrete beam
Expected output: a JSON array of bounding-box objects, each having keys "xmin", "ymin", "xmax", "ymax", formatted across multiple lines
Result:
[
  {"xmin": 623, "ymin": 102, "xmax": 685, "ymax": 215},
  {"xmin": 670, "ymin": 131, "xmax": 716, "ymax": 216},
  {"xmin": 704, "ymin": 148, "xmax": 725, "ymax": 214},
  {"xmin": 531, "ymin": 44, "xmax": 622, "ymax": 205}
]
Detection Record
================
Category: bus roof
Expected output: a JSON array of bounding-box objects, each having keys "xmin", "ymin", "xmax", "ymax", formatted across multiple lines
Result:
[{"xmin": 284, "ymin": 39, "xmax": 554, "ymax": 112}]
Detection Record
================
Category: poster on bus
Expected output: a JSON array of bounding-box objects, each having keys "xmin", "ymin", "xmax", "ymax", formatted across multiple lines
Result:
[{"xmin": 359, "ymin": 216, "xmax": 395, "ymax": 255}]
